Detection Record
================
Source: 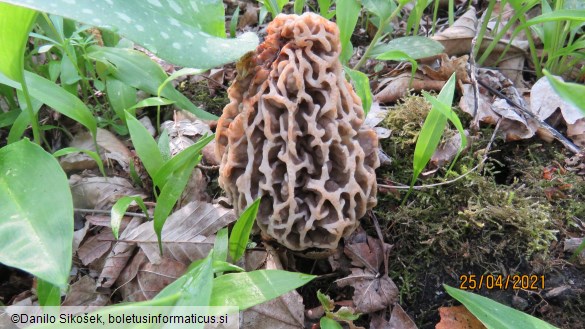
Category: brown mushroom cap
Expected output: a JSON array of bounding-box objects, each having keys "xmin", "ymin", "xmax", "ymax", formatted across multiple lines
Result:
[{"xmin": 216, "ymin": 13, "xmax": 379, "ymax": 250}]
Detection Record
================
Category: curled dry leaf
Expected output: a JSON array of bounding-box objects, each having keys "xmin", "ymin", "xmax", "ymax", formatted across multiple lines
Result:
[
  {"xmin": 531, "ymin": 76, "xmax": 585, "ymax": 148},
  {"xmin": 60, "ymin": 128, "xmax": 133, "ymax": 172},
  {"xmin": 336, "ymin": 228, "xmax": 398, "ymax": 313},
  {"xmin": 375, "ymin": 72, "xmax": 446, "ymax": 104},
  {"xmin": 431, "ymin": 130, "xmax": 471, "ymax": 168}
]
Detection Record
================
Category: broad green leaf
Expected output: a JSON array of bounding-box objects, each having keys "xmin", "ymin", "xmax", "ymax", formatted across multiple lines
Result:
[
  {"xmin": 412, "ymin": 73, "xmax": 456, "ymax": 185},
  {"xmin": 444, "ymin": 285, "xmax": 558, "ymax": 329},
  {"xmin": 53, "ymin": 147, "xmax": 105, "ymax": 177},
  {"xmin": 152, "ymin": 134, "xmax": 214, "ymax": 188},
  {"xmin": 24, "ymin": 71, "xmax": 97, "ymax": 138},
  {"xmin": 158, "ymin": 129, "xmax": 172, "ymax": 162},
  {"xmin": 524, "ymin": 9, "xmax": 585, "ymax": 25},
  {"xmin": 362, "ymin": 0, "xmax": 394, "ymax": 21},
  {"xmin": 294, "ymin": 0, "xmax": 305, "ymax": 15},
  {"xmin": 230, "ymin": 6, "xmax": 240, "ymax": 38},
  {"xmin": 155, "ymin": 251, "xmax": 214, "ymax": 306},
  {"xmin": 87, "ymin": 46, "xmax": 217, "ymax": 120},
  {"xmin": 127, "ymin": 96, "xmax": 175, "ymax": 117},
  {"xmin": 421, "ymin": 91, "xmax": 467, "ymax": 150},
  {"xmin": 344, "ymin": 67, "xmax": 373, "ymax": 116},
  {"xmin": 0, "ymin": 139, "xmax": 73, "ymax": 288},
  {"xmin": 106, "ymin": 78, "xmax": 136, "ymax": 124},
  {"xmin": 0, "ymin": 110, "xmax": 20, "ymax": 128},
  {"xmin": 317, "ymin": 290, "xmax": 335, "ymax": 312},
  {"xmin": 210, "ymin": 270, "xmax": 316, "ymax": 310},
  {"xmin": 371, "ymin": 36, "xmax": 444, "ymax": 60},
  {"xmin": 110, "ymin": 196, "xmax": 149, "ymax": 239},
  {"xmin": 375, "ymin": 50, "xmax": 418, "ymax": 87},
  {"xmin": 158, "ymin": 68, "xmax": 206, "ymax": 97},
  {"xmin": 213, "ymin": 228, "xmax": 229, "ymax": 263},
  {"xmin": 229, "ymin": 198, "xmax": 261, "ymax": 262},
  {"xmin": 154, "ymin": 155, "xmax": 202, "ymax": 252},
  {"xmin": 3, "ymin": 0, "xmax": 258, "ymax": 70},
  {"xmin": 543, "ymin": 70, "xmax": 585, "ymax": 114},
  {"xmin": 321, "ymin": 317, "xmax": 343, "ymax": 329},
  {"xmin": 37, "ymin": 279, "xmax": 61, "ymax": 307},
  {"xmin": 0, "ymin": 3, "xmax": 37, "ymax": 82},
  {"xmin": 337, "ymin": 0, "xmax": 361, "ymax": 63},
  {"xmin": 125, "ymin": 110, "xmax": 165, "ymax": 178}
]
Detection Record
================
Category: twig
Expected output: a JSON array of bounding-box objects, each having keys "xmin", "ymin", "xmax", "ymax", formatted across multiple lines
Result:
[
  {"xmin": 378, "ymin": 119, "xmax": 502, "ymax": 191},
  {"xmin": 477, "ymin": 79, "xmax": 582, "ymax": 154}
]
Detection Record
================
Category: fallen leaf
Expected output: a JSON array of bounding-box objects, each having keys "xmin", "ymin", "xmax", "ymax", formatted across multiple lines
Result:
[
  {"xmin": 436, "ymin": 305, "xmax": 486, "ymax": 329},
  {"xmin": 70, "ymin": 175, "xmax": 146, "ymax": 210},
  {"xmin": 370, "ymin": 304, "xmax": 418, "ymax": 329},
  {"xmin": 62, "ymin": 276, "xmax": 109, "ymax": 307},
  {"xmin": 123, "ymin": 200, "xmax": 237, "ymax": 264}
]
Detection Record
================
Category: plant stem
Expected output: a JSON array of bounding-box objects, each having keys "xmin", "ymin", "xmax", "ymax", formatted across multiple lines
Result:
[
  {"xmin": 20, "ymin": 80, "xmax": 41, "ymax": 145},
  {"xmin": 353, "ymin": 2, "xmax": 406, "ymax": 71}
]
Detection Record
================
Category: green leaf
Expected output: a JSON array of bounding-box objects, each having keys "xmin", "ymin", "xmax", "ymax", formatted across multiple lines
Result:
[
  {"xmin": 127, "ymin": 96, "xmax": 175, "ymax": 116},
  {"xmin": 344, "ymin": 67, "xmax": 373, "ymax": 116},
  {"xmin": 362, "ymin": 0, "xmax": 394, "ymax": 22},
  {"xmin": 412, "ymin": 73, "xmax": 456, "ymax": 185},
  {"xmin": 317, "ymin": 290, "xmax": 335, "ymax": 312},
  {"xmin": 53, "ymin": 147, "xmax": 105, "ymax": 177},
  {"xmin": 0, "ymin": 110, "xmax": 20, "ymax": 128},
  {"xmin": 154, "ymin": 154, "xmax": 202, "ymax": 253},
  {"xmin": 524, "ymin": 9, "xmax": 585, "ymax": 25},
  {"xmin": 0, "ymin": 3, "xmax": 37, "ymax": 82},
  {"xmin": 87, "ymin": 46, "xmax": 217, "ymax": 120},
  {"xmin": 158, "ymin": 129, "xmax": 172, "ymax": 162},
  {"xmin": 152, "ymin": 134, "xmax": 214, "ymax": 188},
  {"xmin": 0, "ymin": 139, "xmax": 72, "ymax": 288},
  {"xmin": 3, "ymin": 0, "xmax": 258, "ymax": 70},
  {"xmin": 24, "ymin": 71, "xmax": 97, "ymax": 138},
  {"xmin": 543, "ymin": 70, "xmax": 585, "ymax": 115},
  {"xmin": 106, "ymin": 78, "xmax": 136, "ymax": 124},
  {"xmin": 444, "ymin": 285, "xmax": 559, "ymax": 329},
  {"xmin": 37, "ymin": 279, "xmax": 61, "ymax": 307},
  {"xmin": 158, "ymin": 68, "xmax": 206, "ymax": 98},
  {"xmin": 230, "ymin": 6, "xmax": 240, "ymax": 38},
  {"xmin": 421, "ymin": 91, "xmax": 467, "ymax": 151},
  {"xmin": 294, "ymin": 0, "xmax": 305, "ymax": 15},
  {"xmin": 210, "ymin": 270, "xmax": 316, "ymax": 310},
  {"xmin": 375, "ymin": 50, "xmax": 418, "ymax": 88},
  {"xmin": 155, "ymin": 252, "xmax": 214, "ymax": 306},
  {"xmin": 336, "ymin": 0, "xmax": 361, "ymax": 63},
  {"xmin": 321, "ymin": 317, "xmax": 343, "ymax": 329},
  {"xmin": 371, "ymin": 36, "xmax": 444, "ymax": 60},
  {"xmin": 214, "ymin": 228, "xmax": 229, "ymax": 263},
  {"xmin": 110, "ymin": 196, "xmax": 149, "ymax": 239},
  {"xmin": 125, "ymin": 110, "xmax": 165, "ymax": 179},
  {"xmin": 229, "ymin": 198, "xmax": 261, "ymax": 262}
]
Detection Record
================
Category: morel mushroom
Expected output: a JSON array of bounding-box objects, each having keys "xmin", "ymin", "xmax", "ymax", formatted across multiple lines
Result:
[{"xmin": 215, "ymin": 13, "xmax": 379, "ymax": 250}]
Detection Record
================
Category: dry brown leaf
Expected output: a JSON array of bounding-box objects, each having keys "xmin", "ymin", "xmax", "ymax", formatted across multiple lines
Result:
[
  {"xmin": 60, "ymin": 128, "xmax": 132, "ymax": 172},
  {"xmin": 336, "ymin": 228, "xmax": 398, "ymax": 313},
  {"xmin": 430, "ymin": 130, "xmax": 470, "ymax": 167},
  {"xmin": 123, "ymin": 200, "xmax": 237, "ymax": 264},
  {"xmin": 62, "ymin": 276, "xmax": 109, "ymax": 307},
  {"xmin": 420, "ymin": 54, "xmax": 470, "ymax": 84},
  {"xmin": 115, "ymin": 250, "xmax": 186, "ymax": 302},
  {"xmin": 370, "ymin": 304, "xmax": 418, "ymax": 329},
  {"xmin": 70, "ymin": 175, "xmax": 146, "ymax": 210},
  {"xmin": 238, "ymin": 2, "xmax": 259, "ymax": 29},
  {"xmin": 77, "ymin": 229, "xmax": 114, "ymax": 266},
  {"xmin": 98, "ymin": 217, "xmax": 144, "ymax": 288},
  {"xmin": 531, "ymin": 76, "xmax": 585, "ymax": 147},
  {"xmin": 179, "ymin": 168, "xmax": 209, "ymax": 205},
  {"xmin": 375, "ymin": 72, "xmax": 446, "ymax": 104},
  {"xmin": 436, "ymin": 305, "xmax": 486, "ymax": 329},
  {"xmin": 242, "ymin": 246, "xmax": 305, "ymax": 329}
]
